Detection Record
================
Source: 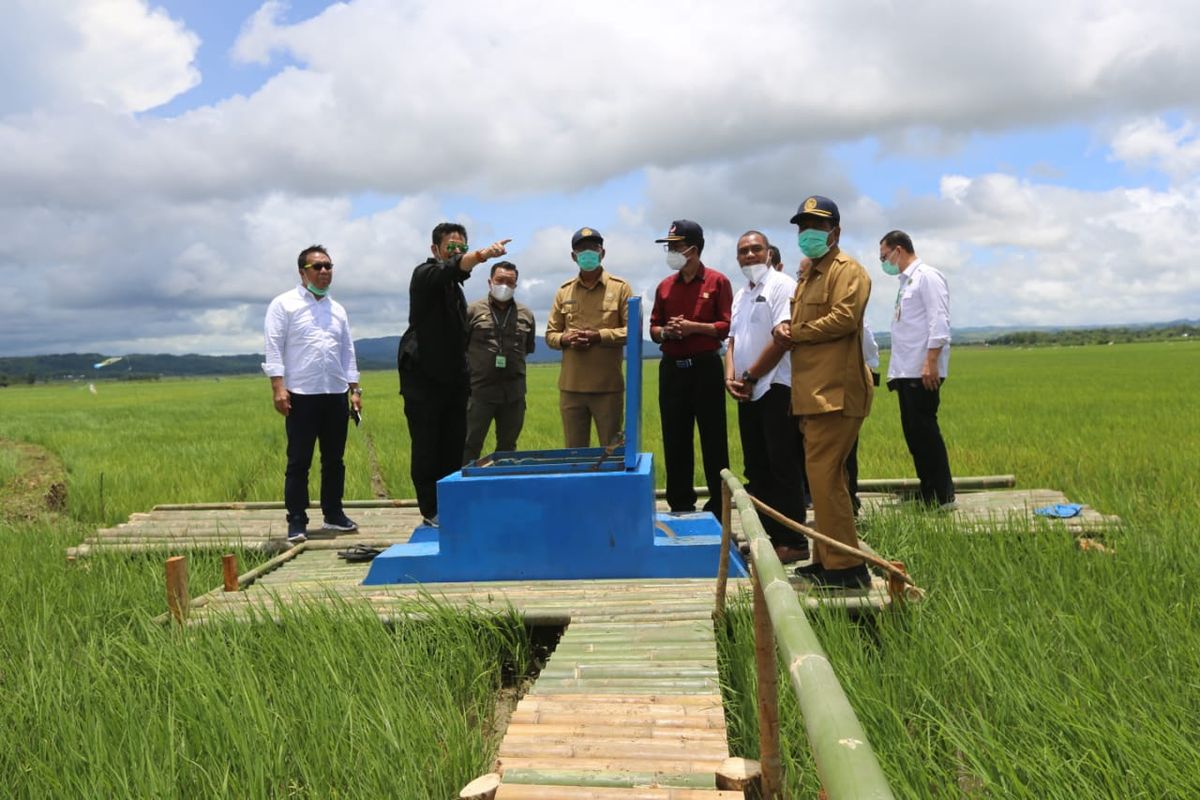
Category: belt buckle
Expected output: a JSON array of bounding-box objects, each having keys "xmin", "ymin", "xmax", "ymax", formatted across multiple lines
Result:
[{"xmin": 676, "ymin": 358, "xmax": 693, "ymax": 368}]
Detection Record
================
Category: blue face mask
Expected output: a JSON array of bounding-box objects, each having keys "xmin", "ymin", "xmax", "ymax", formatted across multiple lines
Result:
[
  {"xmin": 306, "ymin": 282, "xmax": 328, "ymax": 297},
  {"xmin": 797, "ymin": 228, "xmax": 832, "ymax": 259},
  {"xmin": 576, "ymin": 250, "xmax": 602, "ymax": 271}
]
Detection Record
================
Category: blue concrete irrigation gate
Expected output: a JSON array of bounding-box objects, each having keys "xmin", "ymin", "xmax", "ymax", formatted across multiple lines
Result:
[{"xmin": 363, "ymin": 296, "xmax": 748, "ymax": 584}]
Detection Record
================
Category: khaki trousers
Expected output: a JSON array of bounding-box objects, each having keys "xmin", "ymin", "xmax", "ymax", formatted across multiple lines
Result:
[
  {"xmin": 799, "ymin": 411, "xmax": 865, "ymax": 570},
  {"xmin": 560, "ymin": 390, "xmax": 623, "ymax": 449}
]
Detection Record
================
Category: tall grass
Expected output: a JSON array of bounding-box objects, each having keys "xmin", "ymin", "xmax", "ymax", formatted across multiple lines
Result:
[
  {"xmin": 0, "ymin": 522, "xmax": 532, "ymax": 798},
  {"xmin": 1, "ymin": 340, "xmax": 1197, "ymax": 796},
  {"xmin": 717, "ymin": 340, "xmax": 1200, "ymax": 797}
]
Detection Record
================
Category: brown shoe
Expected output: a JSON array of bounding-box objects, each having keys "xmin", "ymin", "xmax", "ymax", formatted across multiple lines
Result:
[{"xmin": 775, "ymin": 545, "xmax": 810, "ymax": 564}]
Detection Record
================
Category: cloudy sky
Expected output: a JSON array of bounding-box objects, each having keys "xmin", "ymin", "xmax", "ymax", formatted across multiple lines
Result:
[{"xmin": 4, "ymin": 0, "xmax": 1199, "ymax": 356}]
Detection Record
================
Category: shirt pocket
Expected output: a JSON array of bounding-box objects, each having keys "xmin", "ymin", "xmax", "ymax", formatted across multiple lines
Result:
[
  {"xmin": 799, "ymin": 291, "xmax": 829, "ymax": 321},
  {"xmin": 600, "ymin": 294, "xmax": 622, "ymax": 327}
]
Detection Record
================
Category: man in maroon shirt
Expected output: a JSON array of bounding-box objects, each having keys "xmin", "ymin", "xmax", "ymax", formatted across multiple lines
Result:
[{"xmin": 650, "ymin": 220, "xmax": 733, "ymax": 514}]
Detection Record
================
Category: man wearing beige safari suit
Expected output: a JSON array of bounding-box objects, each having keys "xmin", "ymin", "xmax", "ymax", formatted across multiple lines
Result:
[{"xmin": 775, "ymin": 195, "xmax": 874, "ymax": 590}]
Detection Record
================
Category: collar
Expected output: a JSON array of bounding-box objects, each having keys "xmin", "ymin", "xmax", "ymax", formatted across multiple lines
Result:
[
  {"xmin": 675, "ymin": 262, "xmax": 707, "ymax": 283},
  {"xmin": 576, "ymin": 269, "xmax": 608, "ymax": 291},
  {"xmin": 809, "ymin": 247, "xmax": 839, "ymax": 276},
  {"xmin": 296, "ymin": 282, "xmax": 328, "ymax": 301},
  {"xmin": 898, "ymin": 258, "xmax": 923, "ymax": 285}
]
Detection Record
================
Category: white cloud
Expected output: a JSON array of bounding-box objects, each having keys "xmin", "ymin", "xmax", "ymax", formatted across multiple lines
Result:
[
  {"xmin": 1110, "ymin": 117, "xmax": 1200, "ymax": 183},
  {"xmin": 3, "ymin": 0, "xmax": 1200, "ymax": 356},
  {"xmin": 0, "ymin": 0, "xmax": 198, "ymax": 116}
]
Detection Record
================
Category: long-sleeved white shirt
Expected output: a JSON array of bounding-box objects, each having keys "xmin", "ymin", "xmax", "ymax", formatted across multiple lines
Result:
[
  {"xmin": 262, "ymin": 284, "xmax": 360, "ymax": 394},
  {"xmin": 887, "ymin": 260, "xmax": 951, "ymax": 380},
  {"xmin": 862, "ymin": 321, "xmax": 880, "ymax": 372},
  {"xmin": 730, "ymin": 268, "xmax": 796, "ymax": 402}
]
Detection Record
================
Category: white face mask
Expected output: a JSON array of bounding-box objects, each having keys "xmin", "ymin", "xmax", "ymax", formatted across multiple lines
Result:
[
  {"xmin": 489, "ymin": 283, "xmax": 514, "ymax": 303},
  {"xmin": 741, "ymin": 264, "xmax": 768, "ymax": 285},
  {"xmin": 666, "ymin": 250, "xmax": 688, "ymax": 270}
]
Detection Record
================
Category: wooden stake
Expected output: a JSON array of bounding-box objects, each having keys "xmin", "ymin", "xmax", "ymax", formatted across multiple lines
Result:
[
  {"xmin": 752, "ymin": 564, "xmax": 782, "ymax": 798},
  {"xmin": 886, "ymin": 560, "xmax": 908, "ymax": 606},
  {"xmin": 716, "ymin": 756, "xmax": 763, "ymax": 798},
  {"xmin": 165, "ymin": 556, "xmax": 188, "ymax": 625},
  {"xmin": 222, "ymin": 553, "xmax": 239, "ymax": 592},
  {"xmin": 458, "ymin": 772, "xmax": 501, "ymax": 800},
  {"xmin": 715, "ymin": 481, "xmax": 733, "ymax": 620}
]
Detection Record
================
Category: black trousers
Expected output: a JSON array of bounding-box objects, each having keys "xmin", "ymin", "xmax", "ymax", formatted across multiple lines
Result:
[
  {"xmin": 401, "ymin": 369, "xmax": 469, "ymax": 519},
  {"xmin": 284, "ymin": 392, "xmax": 349, "ymax": 526},
  {"xmin": 846, "ymin": 437, "xmax": 860, "ymax": 514},
  {"xmin": 659, "ymin": 353, "xmax": 728, "ymax": 514},
  {"xmin": 737, "ymin": 383, "xmax": 807, "ymax": 548},
  {"xmin": 890, "ymin": 378, "xmax": 954, "ymax": 505}
]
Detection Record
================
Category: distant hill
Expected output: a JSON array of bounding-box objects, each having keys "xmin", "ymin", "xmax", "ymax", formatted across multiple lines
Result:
[{"xmin": 3, "ymin": 320, "xmax": 1194, "ymax": 384}]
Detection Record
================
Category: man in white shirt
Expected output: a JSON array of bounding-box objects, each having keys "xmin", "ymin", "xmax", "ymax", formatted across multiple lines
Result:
[
  {"xmin": 879, "ymin": 230, "xmax": 955, "ymax": 509},
  {"xmin": 725, "ymin": 231, "xmax": 809, "ymax": 562},
  {"xmin": 263, "ymin": 245, "xmax": 363, "ymax": 543}
]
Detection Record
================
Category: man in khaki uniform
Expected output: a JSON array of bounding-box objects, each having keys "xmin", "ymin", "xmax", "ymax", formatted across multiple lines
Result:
[
  {"xmin": 463, "ymin": 260, "xmax": 537, "ymax": 462},
  {"xmin": 545, "ymin": 227, "xmax": 633, "ymax": 448},
  {"xmin": 774, "ymin": 195, "xmax": 874, "ymax": 589}
]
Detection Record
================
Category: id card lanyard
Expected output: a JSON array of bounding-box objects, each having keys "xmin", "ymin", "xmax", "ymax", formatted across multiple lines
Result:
[{"xmin": 491, "ymin": 302, "xmax": 513, "ymax": 369}]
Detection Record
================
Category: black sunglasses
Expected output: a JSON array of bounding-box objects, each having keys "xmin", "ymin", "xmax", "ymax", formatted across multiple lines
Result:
[{"xmin": 304, "ymin": 262, "xmax": 334, "ymax": 271}]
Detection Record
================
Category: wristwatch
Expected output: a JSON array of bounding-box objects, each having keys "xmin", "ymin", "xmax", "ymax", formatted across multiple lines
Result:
[
  {"xmin": 740, "ymin": 370, "xmax": 758, "ymax": 385},
  {"xmin": 350, "ymin": 387, "xmax": 363, "ymax": 396}
]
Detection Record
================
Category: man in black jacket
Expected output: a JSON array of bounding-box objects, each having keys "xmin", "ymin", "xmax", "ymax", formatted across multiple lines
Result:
[{"xmin": 398, "ymin": 222, "xmax": 510, "ymax": 525}]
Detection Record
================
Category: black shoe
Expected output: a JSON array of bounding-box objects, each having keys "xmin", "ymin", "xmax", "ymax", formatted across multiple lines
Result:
[
  {"xmin": 793, "ymin": 561, "xmax": 824, "ymax": 577},
  {"xmin": 287, "ymin": 520, "xmax": 308, "ymax": 544},
  {"xmin": 322, "ymin": 515, "xmax": 358, "ymax": 532},
  {"xmin": 775, "ymin": 544, "xmax": 810, "ymax": 564},
  {"xmin": 808, "ymin": 564, "xmax": 871, "ymax": 590}
]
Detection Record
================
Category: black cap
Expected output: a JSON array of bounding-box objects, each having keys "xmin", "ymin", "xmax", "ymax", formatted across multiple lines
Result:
[
  {"xmin": 571, "ymin": 227, "xmax": 604, "ymax": 248},
  {"xmin": 789, "ymin": 195, "xmax": 840, "ymax": 226},
  {"xmin": 654, "ymin": 219, "xmax": 704, "ymax": 247}
]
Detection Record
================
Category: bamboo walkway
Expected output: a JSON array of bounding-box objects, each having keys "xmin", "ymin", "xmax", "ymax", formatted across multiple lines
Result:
[{"xmin": 67, "ymin": 487, "xmax": 1118, "ymax": 559}]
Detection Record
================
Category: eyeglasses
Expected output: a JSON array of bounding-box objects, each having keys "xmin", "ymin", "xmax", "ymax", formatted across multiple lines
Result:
[
  {"xmin": 662, "ymin": 244, "xmax": 692, "ymax": 253},
  {"xmin": 445, "ymin": 242, "xmax": 469, "ymax": 254},
  {"xmin": 304, "ymin": 262, "xmax": 334, "ymax": 271}
]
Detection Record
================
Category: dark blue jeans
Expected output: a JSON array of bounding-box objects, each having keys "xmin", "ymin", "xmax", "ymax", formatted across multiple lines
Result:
[{"xmin": 284, "ymin": 392, "xmax": 349, "ymax": 525}]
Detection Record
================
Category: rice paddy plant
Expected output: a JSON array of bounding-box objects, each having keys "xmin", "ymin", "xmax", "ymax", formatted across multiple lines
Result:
[
  {"xmin": 716, "ymin": 340, "xmax": 1200, "ymax": 798},
  {"xmin": 0, "ymin": 521, "xmax": 533, "ymax": 798}
]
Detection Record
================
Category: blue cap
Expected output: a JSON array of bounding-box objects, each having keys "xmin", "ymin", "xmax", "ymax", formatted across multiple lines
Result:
[
  {"xmin": 790, "ymin": 195, "xmax": 840, "ymax": 226},
  {"xmin": 571, "ymin": 227, "xmax": 604, "ymax": 248}
]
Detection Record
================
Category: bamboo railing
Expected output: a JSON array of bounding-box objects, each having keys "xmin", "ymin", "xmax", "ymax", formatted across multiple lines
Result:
[{"xmin": 718, "ymin": 468, "xmax": 895, "ymax": 800}]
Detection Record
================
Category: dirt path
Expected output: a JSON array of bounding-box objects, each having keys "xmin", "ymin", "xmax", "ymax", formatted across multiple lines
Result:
[{"xmin": 0, "ymin": 439, "xmax": 68, "ymax": 523}]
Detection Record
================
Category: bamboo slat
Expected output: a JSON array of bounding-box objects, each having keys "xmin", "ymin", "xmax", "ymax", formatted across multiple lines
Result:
[{"xmin": 494, "ymin": 784, "xmax": 742, "ymax": 799}]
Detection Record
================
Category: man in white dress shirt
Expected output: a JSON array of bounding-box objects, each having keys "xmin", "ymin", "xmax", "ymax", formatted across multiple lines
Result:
[
  {"xmin": 879, "ymin": 230, "xmax": 955, "ymax": 509},
  {"xmin": 263, "ymin": 245, "xmax": 363, "ymax": 543},
  {"xmin": 725, "ymin": 231, "xmax": 809, "ymax": 562}
]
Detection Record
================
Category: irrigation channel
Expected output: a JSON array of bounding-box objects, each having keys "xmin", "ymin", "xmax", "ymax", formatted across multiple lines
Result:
[{"xmin": 71, "ymin": 475, "xmax": 1114, "ymax": 799}]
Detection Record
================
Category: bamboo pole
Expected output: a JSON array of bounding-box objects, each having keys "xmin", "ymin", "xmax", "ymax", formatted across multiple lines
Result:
[
  {"xmin": 750, "ymin": 496, "xmax": 917, "ymax": 588},
  {"xmin": 165, "ymin": 556, "xmax": 188, "ymax": 625},
  {"xmin": 458, "ymin": 772, "xmax": 501, "ymax": 800},
  {"xmin": 752, "ymin": 561, "xmax": 782, "ymax": 798},
  {"xmin": 715, "ymin": 481, "xmax": 733, "ymax": 620},
  {"xmin": 858, "ymin": 474, "xmax": 1015, "ymax": 492},
  {"xmin": 222, "ymin": 553, "xmax": 239, "ymax": 592},
  {"xmin": 716, "ymin": 757, "xmax": 763, "ymax": 798},
  {"xmin": 721, "ymin": 469, "xmax": 894, "ymax": 800}
]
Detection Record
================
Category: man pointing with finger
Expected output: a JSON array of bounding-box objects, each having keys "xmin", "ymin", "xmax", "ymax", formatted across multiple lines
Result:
[
  {"xmin": 263, "ymin": 244, "xmax": 362, "ymax": 544},
  {"xmin": 398, "ymin": 222, "xmax": 512, "ymax": 526}
]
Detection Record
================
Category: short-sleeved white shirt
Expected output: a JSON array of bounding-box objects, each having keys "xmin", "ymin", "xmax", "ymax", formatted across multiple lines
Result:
[{"xmin": 730, "ymin": 268, "xmax": 797, "ymax": 402}]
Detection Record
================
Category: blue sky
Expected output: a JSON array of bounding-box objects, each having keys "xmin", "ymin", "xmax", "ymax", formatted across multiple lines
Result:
[{"xmin": 2, "ymin": 0, "xmax": 1198, "ymax": 356}]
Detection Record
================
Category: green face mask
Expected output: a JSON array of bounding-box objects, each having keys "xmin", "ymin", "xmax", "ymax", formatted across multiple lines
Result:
[
  {"xmin": 881, "ymin": 259, "xmax": 901, "ymax": 277},
  {"xmin": 306, "ymin": 283, "xmax": 328, "ymax": 297},
  {"xmin": 797, "ymin": 228, "xmax": 832, "ymax": 259},
  {"xmin": 576, "ymin": 250, "xmax": 602, "ymax": 271}
]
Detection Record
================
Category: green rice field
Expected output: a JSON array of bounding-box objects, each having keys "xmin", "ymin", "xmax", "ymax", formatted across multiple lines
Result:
[{"xmin": 1, "ymin": 340, "xmax": 1198, "ymax": 797}]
